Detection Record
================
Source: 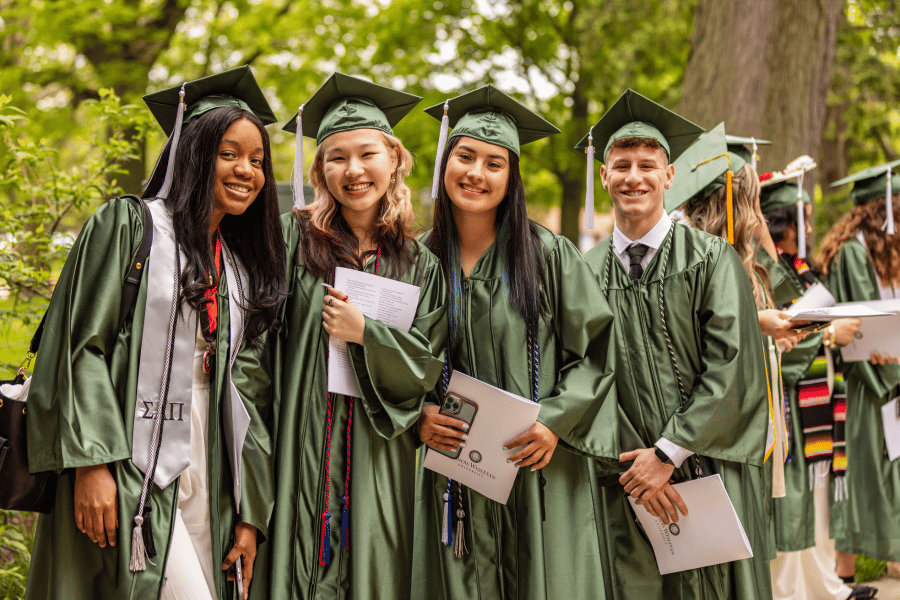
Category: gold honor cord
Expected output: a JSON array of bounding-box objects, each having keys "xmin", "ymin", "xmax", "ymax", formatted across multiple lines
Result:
[{"xmin": 696, "ymin": 153, "xmax": 735, "ymax": 244}]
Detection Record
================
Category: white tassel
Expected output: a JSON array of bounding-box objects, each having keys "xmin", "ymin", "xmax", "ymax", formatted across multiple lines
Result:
[
  {"xmin": 453, "ymin": 508, "xmax": 467, "ymax": 558},
  {"xmin": 809, "ymin": 463, "xmax": 815, "ymax": 492},
  {"xmin": 431, "ymin": 101, "xmax": 450, "ymax": 201},
  {"xmin": 814, "ymin": 460, "xmax": 829, "ymax": 490},
  {"xmin": 584, "ymin": 131, "xmax": 595, "ymax": 230},
  {"xmin": 129, "ymin": 515, "xmax": 147, "ymax": 572},
  {"xmin": 292, "ymin": 105, "xmax": 306, "ymax": 210},
  {"xmin": 885, "ymin": 166, "xmax": 895, "ymax": 235},
  {"xmin": 157, "ymin": 84, "xmax": 186, "ymax": 200},
  {"xmin": 796, "ymin": 171, "xmax": 806, "ymax": 259},
  {"xmin": 751, "ymin": 137, "xmax": 758, "ymax": 172},
  {"xmin": 441, "ymin": 491, "xmax": 451, "ymax": 546}
]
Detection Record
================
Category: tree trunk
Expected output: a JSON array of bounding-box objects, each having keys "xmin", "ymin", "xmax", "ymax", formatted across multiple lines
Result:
[{"xmin": 679, "ymin": 0, "xmax": 843, "ymax": 184}]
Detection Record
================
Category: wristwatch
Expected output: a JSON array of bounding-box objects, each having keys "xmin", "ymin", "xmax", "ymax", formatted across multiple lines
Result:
[{"xmin": 653, "ymin": 445, "xmax": 674, "ymax": 466}]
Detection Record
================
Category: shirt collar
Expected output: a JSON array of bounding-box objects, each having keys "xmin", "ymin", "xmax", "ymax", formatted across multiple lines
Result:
[{"xmin": 612, "ymin": 211, "xmax": 672, "ymax": 255}]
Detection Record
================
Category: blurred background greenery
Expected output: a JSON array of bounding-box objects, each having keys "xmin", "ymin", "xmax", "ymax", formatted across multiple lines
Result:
[{"xmin": 0, "ymin": 0, "xmax": 898, "ymax": 596}]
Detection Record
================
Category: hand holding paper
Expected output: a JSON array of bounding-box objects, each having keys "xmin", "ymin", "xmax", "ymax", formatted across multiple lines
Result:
[
  {"xmin": 619, "ymin": 448, "xmax": 676, "ymax": 500},
  {"xmin": 504, "ymin": 422, "xmax": 559, "ymax": 471},
  {"xmin": 636, "ymin": 483, "xmax": 688, "ymax": 525},
  {"xmin": 322, "ymin": 285, "xmax": 365, "ymax": 346}
]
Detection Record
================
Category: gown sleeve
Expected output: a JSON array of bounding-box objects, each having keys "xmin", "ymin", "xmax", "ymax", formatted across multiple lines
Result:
[
  {"xmin": 537, "ymin": 237, "xmax": 619, "ymax": 461},
  {"xmin": 27, "ymin": 197, "xmax": 143, "ymax": 473},
  {"xmin": 347, "ymin": 254, "xmax": 448, "ymax": 440},
  {"xmin": 233, "ymin": 336, "xmax": 275, "ymax": 540},
  {"xmin": 826, "ymin": 240, "xmax": 900, "ymax": 397},
  {"xmin": 658, "ymin": 239, "xmax": 769, "ymax": 466}
]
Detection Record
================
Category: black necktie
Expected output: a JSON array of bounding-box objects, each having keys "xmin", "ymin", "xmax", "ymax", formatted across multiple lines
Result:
[{"xmin": 626, "ymin": 243, "xmax": 649, "ymax": 281}]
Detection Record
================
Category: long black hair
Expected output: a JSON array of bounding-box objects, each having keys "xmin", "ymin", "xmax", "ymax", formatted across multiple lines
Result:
[
  {"xmin": 143, "ymin": 107, "xmax": 287, "ymax": 347},
  {"xmin": 425, "ymin": 135, "xmax": 546, "ymax": 342},
  {"xmin": 762, "ymin": 205, "xmax": 796, "ymax": 245}
]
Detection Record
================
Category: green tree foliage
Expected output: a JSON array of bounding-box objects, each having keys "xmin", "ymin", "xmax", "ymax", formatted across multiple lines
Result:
[{"xmin": 0, "ymin": 91, "xmax": 150, "ymax": 367}]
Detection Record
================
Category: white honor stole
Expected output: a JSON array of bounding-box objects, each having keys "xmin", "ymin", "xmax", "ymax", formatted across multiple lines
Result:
[{"xmin": 131, "ymin": 199, "xmax": 250, "ymax": 508}]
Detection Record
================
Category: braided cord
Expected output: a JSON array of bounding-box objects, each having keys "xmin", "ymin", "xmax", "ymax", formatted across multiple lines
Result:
[{"xmin": 656, "ymin": 229, "xmax": 687, "ymax": 408}]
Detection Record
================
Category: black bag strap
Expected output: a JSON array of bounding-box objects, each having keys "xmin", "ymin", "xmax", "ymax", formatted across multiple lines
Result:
[{"xmin": 27, "ymin": 195, "xmax": 154, "ymax": 356}]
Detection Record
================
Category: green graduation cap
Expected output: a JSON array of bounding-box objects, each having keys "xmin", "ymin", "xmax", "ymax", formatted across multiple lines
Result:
[
  {"xmin": 830, "ymin": 159, "xmax": 900, "ymax": 235},
  {"xmin": 759, "ymin": 155, "xmax": 817, "ymax": 257},
  {"xmin": 142, "ymin": 65, "xmax": 277, "ymax": 200},
  {"xmin": 143, "ymin": 65, "xmax": 277, "ymax": 137},
  {"xmin": 573, "ymin": 89, "xmax": 704, "ymax": 229},
  {"xmin": 424, "ymin": 84, "xmax": 559, "ymax": 200},
  {"xmin": 759, "ymin": 181, "xmax": 811, "ymax": 214},
  {"xmin": 725, "ymin": 135, "xmax": 771, "ymax": 172},
  {"xmin": 663, "ymin": 123, "xmax": 745, "ymax": 243},
  {"xmin": 281, "ymin": 73, "xmax": 422, "ymax": 209}
]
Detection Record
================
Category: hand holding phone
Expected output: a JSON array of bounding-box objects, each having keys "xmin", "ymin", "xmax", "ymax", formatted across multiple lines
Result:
[{"xmin": 433, "ymin": 393, "xmax": 478, "ymax": 459}]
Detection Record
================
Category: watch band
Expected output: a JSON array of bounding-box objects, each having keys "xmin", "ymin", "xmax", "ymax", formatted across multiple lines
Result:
[{"xmin": 653, "ymin": 445, "xmax": 674, "ymax": 465}]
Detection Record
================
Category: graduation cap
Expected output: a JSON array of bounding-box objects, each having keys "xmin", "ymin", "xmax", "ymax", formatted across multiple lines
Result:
[
  {"xmin": 574, "ymin": 89, "xmax": 704, "ymax": 229},
  {"xmin": 759, "ymin": 155, "xmax": 817, "ymax": 258},
  {"xmin": 759, "ymin": 181, "xmax": 811, "ymax": 214},
  {"xmin": 725, "ymin": 135, "xmax": 771, "ymax": 172},
  {"xmin": 143, "ymin": 65, "xmax": 277, "ymax": 200},
  {"xmin": 663, "ymin": 123, "xmax": 746, "ymax": 243},
  {"xmin": 282, "ymin": 73, "xmax": 422, "ymax": 209},
  {"xmin": 424, "ymin": 85, "xmax": 559, "ymax": 201},
  {"xmin": 830, "ymin": 159, "xmax": 900, "ymax": 235}
]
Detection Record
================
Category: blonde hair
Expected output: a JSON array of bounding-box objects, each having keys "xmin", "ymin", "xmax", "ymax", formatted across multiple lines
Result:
[
  {"xmin": 304, "ymin": 130, "xmax": 414, "ymax": 235},
  {"xmin": 686, "ymin": 163, "xmax": 772, "ymax": 307},
  {"xmin": 295, "ymin": 130, "xmax": 419, "ymax": 280}
]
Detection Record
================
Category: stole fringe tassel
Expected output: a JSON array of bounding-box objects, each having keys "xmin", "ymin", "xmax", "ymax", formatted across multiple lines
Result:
[{"xmin": 835, "ymin": 476, "xmax": 848, "ymax": 503}]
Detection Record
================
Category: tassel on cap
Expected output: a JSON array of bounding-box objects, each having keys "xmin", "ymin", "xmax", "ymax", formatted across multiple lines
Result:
[
  {"xmin": 885, "ymin": 165, "xmax": 895, "ymax": 235},
  {"xmin": 726, "ymin": 168, "xmax": 734, "ymax": 245},
  {"xmin": 157, "ymin": 84, "xmax": 186, "ymax": 200},
  {"xmin": 751, "ymin": 137, "xmax": 758, "ymax": 172},
  {"xmin": 796, "ymin": 171, "xmax": 807, "ymax": 259},
  {"xmin": 292, "ymin": 105, "xmax": 306, "ymax": 210},
  {"xmin": 584, "ymin": 129, "xmax": 595, "ymax": 230},
  {"xmin": 431, "ymin": 101, "xmax": 450, "ymax": 201}
]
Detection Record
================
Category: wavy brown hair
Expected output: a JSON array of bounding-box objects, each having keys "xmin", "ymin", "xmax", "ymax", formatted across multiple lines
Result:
[
  {"xmin": 819, "ymin": 193, "xmax": 900, "ymax": 287},
  {"xmin": 686, "ymin": 163, "xmax": 772, "ymax": 307},
  {"xmin": 295, "ymin": 131, "xmax": 418, "ymax": 282}
]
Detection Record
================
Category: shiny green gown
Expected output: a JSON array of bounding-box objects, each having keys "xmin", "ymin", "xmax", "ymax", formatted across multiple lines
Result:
[
  {"xmin": 583, "ymin": 223, "xmax": 772, "ymax": 600},
  {"xmin": 252, "ymin": 213, "xmax": 447, "ymax": 600},
  {"xmin": 756, "ymin": 249, "xmax": 828, "ymax": 553},
  {"xmin": 411, "ymin": 226, "xmax": 618, "ymax": 600},
  {"xmin": 24, "ymin": 197, "xmax": 274, "ymax": 600},
  {"xmin": 825, "ymin": 238, "xmax": 900, "ymax": 560}
]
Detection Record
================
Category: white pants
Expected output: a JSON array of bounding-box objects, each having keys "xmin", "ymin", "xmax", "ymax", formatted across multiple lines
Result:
[
  {"xmin": 163, "ymin": 332, "xmax": 216, "ymax": 600},
  {"xmin": 770, "ymin": 478, "xmax": 853, "ymax": 600}
]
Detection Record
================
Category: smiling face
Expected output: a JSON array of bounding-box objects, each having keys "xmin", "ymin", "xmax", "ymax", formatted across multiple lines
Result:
[
  {"xmin": 213, "ymin": 118, "xmax": 265, "ymax": 227},
  {"xmin": 443, "ymin": 136, "xmax": 511, "ymax": 218},
  {"xmin": 600, "ymin": 142, "xmax": 674, "ymax": 230},
  {"xmin": 319, "ymin": 128, "xmax": 398, "ymax": 223}
]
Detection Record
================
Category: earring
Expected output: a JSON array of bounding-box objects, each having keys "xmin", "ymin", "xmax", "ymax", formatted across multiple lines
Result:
[{"xmin": 390, "ymin": 174, "xmax": 396, "ymax": 185}]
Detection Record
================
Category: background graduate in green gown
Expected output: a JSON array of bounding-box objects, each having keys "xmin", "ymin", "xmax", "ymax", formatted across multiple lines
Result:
[
  {"xmin": 24, "ymin": 66, "xmax": 285, "ymax": 600},
  {"xmin": 580, "ymin": 90, "xmax": 773, "ymax": 600},
  {"xmin": 757, "ymin": 178, "xmax": 865, "ymax": 600},
  {"xmin": 821, "ymin": 162, "xmax": 900, "ymax": 583},
  {"xmin": 254, "ymin": 73, "xmax": 447, "ymax": 600},
  {"xmin": 413, "ymin": 85, "xmax": 619, "ymax": 600}
]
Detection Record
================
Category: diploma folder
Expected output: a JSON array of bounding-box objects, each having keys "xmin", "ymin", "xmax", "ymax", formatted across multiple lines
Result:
[
  {"xmin": 423, "ymin": 372, "xmax": 540, "ymax": 504},
  {"xmin": 628, "ymin": 475, "xmax": 753, "ymax": 575},
  {"xmin": 835, "ymin": 299, "xmax": 900, "ymax": 362}
]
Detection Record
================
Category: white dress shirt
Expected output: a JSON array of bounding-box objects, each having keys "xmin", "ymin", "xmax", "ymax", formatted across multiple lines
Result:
[{"xmin": 612, "ymin": 211, "xmax": 693, "ymax": 468}]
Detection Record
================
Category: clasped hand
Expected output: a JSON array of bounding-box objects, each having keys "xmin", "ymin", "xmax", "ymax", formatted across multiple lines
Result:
[
  {"xmin": 323, "ymin": 285, "xmax": 365, "ymax": 346},
  {"xmin": 619, "ymin": 448, "xmax": 688, "ymax": 524}
]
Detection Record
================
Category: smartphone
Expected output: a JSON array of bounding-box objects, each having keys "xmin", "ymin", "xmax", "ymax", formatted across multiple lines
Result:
[{"xmin": 433, "ymin": 392, "xmax": 478, "ymax": 459}]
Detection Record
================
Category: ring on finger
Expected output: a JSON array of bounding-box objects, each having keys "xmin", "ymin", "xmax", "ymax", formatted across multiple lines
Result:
[{"xmin": 328, "ymin": 298, "xmax": 334, "ymax": 307}]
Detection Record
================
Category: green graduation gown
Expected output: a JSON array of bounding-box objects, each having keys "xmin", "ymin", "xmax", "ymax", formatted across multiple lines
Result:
[
  {"xmin": 253, "ymin": 213, "xmax": 447, "ymax": 600},
  {"xmin": 756, "ymin": 249, "xmax": 830, "ymax": 553},
  {"xmin": 412, "ymin": 226, "xmax": 619, "ymax": 600},
  {"xmin": 583, "ymin": 223, "xmax": 772, "ymax": 600},
  {"xmin": 825, "ymin": 238, "xmax": 900, "ymax": 561},
  {"xmin": 24, "ymin": 197, "xmax": 274, "ymax": 600}
]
